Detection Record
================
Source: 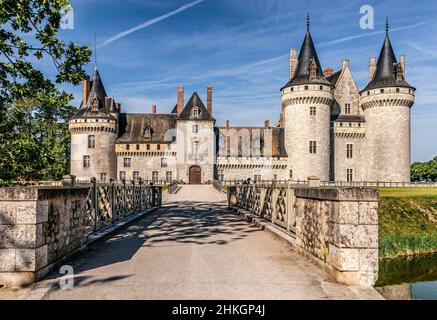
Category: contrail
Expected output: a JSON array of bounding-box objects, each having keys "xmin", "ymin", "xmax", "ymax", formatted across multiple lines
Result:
[
  {"xmin": 99, "ymin": 0, "xmax": 205, "ymax": 48},
  {"xmin": 319, "ymin": 21, "xmax": 429, "ymax": 48}
]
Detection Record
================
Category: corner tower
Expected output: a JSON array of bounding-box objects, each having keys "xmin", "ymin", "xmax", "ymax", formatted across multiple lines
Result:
[
  {"xmin": 360, "ymin": 21, "xmax": 415, "ymax": 182},
  {"xmin": 69, "ymin": 68, "xmax": 118, "ymax": 181},
  {"xmin": 281, "ymin": 16, "xmax": 334, "ymax": 181}
]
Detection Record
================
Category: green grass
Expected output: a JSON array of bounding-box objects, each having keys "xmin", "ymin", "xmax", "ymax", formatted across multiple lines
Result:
[{"xmin": 378, "ymin": 187, "xmax": 437, "ymax": 259}]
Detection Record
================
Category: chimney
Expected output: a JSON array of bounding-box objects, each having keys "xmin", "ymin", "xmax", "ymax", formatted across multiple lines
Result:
[
  {"xmin": 289, "ymin": 49, "xmax": 298, "ymax": 79},
  {"xmin": 265, "ymin": 120, "xmax": 270, "ymax": 129},
  {"xmin": 207, "ymin": 85, "xmax": 213, "ymax": 115},
  {"xmin": 82, "ymin": 78, "xmax": 90, "ymax": 108},
  {"xmin": 177, "ymin": 86, "xmax": 184, "ymax": 115},
  {"xmin": 369, "ymin": 57, "xmax": 376, "ymax": 81},
  {"xmin": 342, "ymin": 59, "xmax": 349, "ymax": 70},
  {"xmin": 152, "ymin": 104, "xmax": 157, "ymax": 114},
  {"xmin": 290, "ymin": 49, "xmax": 298, "ymax": 79},
  {"xmin": 323, "ymin": 66, "xmax": 334, "ymax": 78},
  {"xmin": 226, "ymin": 120, "xmax": 230, "ymax": 127},
  {"xmin": 115, "ymin": 103, "xmax": 121, "ymax": 112},
  {"xmin": 400, "ymin": 54, "xmax": 406, "ymax": 78}
]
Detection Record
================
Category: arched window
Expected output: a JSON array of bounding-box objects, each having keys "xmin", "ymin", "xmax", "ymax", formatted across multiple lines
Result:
[
  {"xmin": 192, "ymin": 108, "xmax": 200, "ymax": 118},
  {"xmin": 144, "ymin": 126, "xmax": 152, "ymax": 138}
]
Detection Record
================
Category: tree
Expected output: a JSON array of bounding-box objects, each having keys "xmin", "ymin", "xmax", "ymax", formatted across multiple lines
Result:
[
  {"xmin": 0, "ymin": 0, "xmax": 91, "ymax": 185},
  {"xmin": 411, "ymin": 157, "xmax": 437, "ymax": 182}
]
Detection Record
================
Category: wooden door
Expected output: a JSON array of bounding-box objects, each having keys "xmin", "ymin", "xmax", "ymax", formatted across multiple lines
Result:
[{"xmin": 189, "ymin": 166, "xmax": 202, "ymax": 185}]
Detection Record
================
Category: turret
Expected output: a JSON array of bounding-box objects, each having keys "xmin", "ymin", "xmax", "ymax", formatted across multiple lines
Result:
[
  {"xmin": 360, "ymin": 20, "xmax": 415, "ymax": 182},
  {"xmin": 281, "ymin": 15, "xmax": 334, "ymax": 181},
  {"xmin": 69, "ymin": 68, "xmax": 118, "ymax": 181}
]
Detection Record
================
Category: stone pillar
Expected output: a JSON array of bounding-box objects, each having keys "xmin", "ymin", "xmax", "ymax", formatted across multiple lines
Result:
[
  {"xmin": 0, "ymin": 187, "xmax": 89, "ymax": 287},
  {"xmin": 294, "ymin": 187, "xmax": 379, "ymax": 287}
]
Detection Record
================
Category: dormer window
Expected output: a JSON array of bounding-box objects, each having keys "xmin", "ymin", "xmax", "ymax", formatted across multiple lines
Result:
[
  {"xmin": 144, "ymin": 126, "xmax": 152, "ymax": 138},
  {"xmin": 192, "ymin": 108, "xmax": 200, "ymax": 118},
  {"xmin": 91, "ymin": 98, "xmax": 99, "ymax": 112}
]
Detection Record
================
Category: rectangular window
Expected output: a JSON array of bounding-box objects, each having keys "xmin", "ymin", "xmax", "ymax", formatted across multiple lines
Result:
[
  {"xmin": 147, "ymin": 144, "xmax": 151, "ymax": 151},
  {"xmin": 273, "ymin": 175, "xmax": 278, "ymax": 181},
  {"xmin": 123, "ymin": 158, "xmax": 131, "ymax": 168},
  {"xmin": 152, "ymin": 171, "xmax": 159, "ymax": 182},
  {"xmin": 157, "ymin": 144, "xmax": 161, "ymax": 151},
  {"xmin": 192, "ymin": 125, "xmax": 199, "ymax": 134},
  {"xmin": 100, "ymin": 173, "xmax": 107, "ymax": 182},
  {"xmin": 88, "ymin": 135, "xmax": 95, "ymax": 149},
  {"xmin": 289, "ymin": 170, "xmax": 293, "ymax": 179},
  {"xmin": 304, "ymin": 86, "xmax": 309, "ymax": 90},
  {"xmin": 119, "ymin": 171, "xmax": 126, "ymax": 181},
  {"xmin": 166, "ymin": 171, "xmax": 172, "ymax": 182},
  {"xmin": 345, "ymin": 104, "xmax": 351, "ymax": 114},
  {"xmin": 347, "ymin": 169, "xmax": 353, "ymax": 182},
  {"xmin": 161, "ymin": 158, "xmax": 168, "ymax": 168},
  {"xmin": 126, "ymin": 145, "xmax": 130, "ymax": 151},
  {"xmin": 310, "ymin": 107, "xmax": 316, "ymax": 116},
  {"xmin": 133, "ymin": 171, "xmax": 140, "ymax": 181},
  {"xmin": 136, "ymin": 144, "xmax": 140, "ymax": 151},
  {"xmin": 347, "ymin": 144, "xmax": 353, "ymax": 159},
  {"xmin": 83, "ymin": 155, "xmax": 90, "ymax": 168},
  {"xmin": 217, "ymin": 170, "xmax": 224, "ymax": 182},
  {"xmin": 309, "ymin": 141, "xmax": 317, "ymax": 154}
]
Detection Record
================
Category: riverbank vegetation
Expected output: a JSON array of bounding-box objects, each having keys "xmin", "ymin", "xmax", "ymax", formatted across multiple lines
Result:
[{"xmin": 378, "ymin": 187, "xmax": 437, "ymax": 259}]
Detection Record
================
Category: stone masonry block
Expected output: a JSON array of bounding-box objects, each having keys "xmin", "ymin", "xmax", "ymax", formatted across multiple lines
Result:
[
  {"xmin": 328, "ymin": 244, "xmax": 359, "ymax": 271},
  {"xmin": 358, "ymin": 202, "xmax": 378, "ymax": 225},
  {"xmin": 15, "ymin": 249, "xmax": 36, "ymax": 272},
  {"xmin": 0, "ymin": 202, "xmax": 17, "ymax": 225},
  {"xmin": 16, "ymin": 202, "xmax": 38, "ymax": 224},
  {"xmin": 332, "ymin": 224, "xmax": 378, "ymax": 249},
  {"xmin": 359, "ymin": 249, "xmax": 379, "ymax": 271},
  {"xmin": 0, "ymin": 225, "xmax": 37, "ymax": 249},
  {"xmin": 0, "ymin": 249, "xmax": 16, "ymax": 272},
  {"xmin": 330, "ymin": 201, "xmax": 359, "ymax": 224},
  {"xmin": 36, "ymin": 200, "xmax": 49, "ymax": 223}
]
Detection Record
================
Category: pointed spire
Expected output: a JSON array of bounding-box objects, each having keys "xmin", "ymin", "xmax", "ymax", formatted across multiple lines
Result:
[
  {"xmin": 282, "ymin": 15, "xmax": 331, "ymax": 89},
  {"xmin": 307, "ymin": 13, "xmax": 310, "ymax": 31},
  {"xmin": 87, "ymin": 68, "xmax": 107, "ymax": 110},
  {"xmin": 362, "ymin": 19, "xmax": 413, "ymax": 91},
  {"xmin": 385, "ymin": 16, "xmax": 389, "ymax": 35}
]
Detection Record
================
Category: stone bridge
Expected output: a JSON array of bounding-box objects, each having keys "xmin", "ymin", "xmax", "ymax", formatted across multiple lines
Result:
[{"xmin": 0, "ymin": 183, "xmax": 382, "ymax": 300}]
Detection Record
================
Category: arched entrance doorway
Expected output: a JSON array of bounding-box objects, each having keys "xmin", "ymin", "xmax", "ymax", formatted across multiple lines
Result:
[{"xmin": 189, "ymin": 166, "xmax": 202, "ymax": 185}]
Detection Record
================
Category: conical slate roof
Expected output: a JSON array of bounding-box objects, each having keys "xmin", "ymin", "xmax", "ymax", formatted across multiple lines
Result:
[
  {"xmin": 282, "ymin": 17, "xmax": 332, "ymax": 89},
  {"xmin": 363, "ymin": 24, "xmax": 413, "ymax": 91},
  {"xmin": 178, "ymin": 92, "xmax": 215, "ymax": 121},
  {"xmin": 72, "ymin": 68, "xmax": 115, "ymax": 120}
]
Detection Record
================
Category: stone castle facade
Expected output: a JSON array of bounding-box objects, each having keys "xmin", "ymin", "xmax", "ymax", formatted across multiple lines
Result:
[{"xmin": 69, "ymin": 20, "xmax": 415, "ymax": 184}]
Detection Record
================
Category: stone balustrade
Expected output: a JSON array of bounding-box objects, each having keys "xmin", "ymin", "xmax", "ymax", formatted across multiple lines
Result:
[{"xmin": 228, "ymin": 181, "xmax": 379, "ymax": 287}]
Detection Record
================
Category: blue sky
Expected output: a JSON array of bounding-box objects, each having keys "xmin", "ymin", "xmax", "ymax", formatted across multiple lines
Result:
[{"xmin": 56, "ymin": 0, "xmax": 437, "ymax": 162}]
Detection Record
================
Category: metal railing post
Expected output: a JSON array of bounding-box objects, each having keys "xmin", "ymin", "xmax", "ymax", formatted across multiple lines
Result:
[{"xmin": 91, "ymin": 177, "xmax": 98, "ymax": 232}]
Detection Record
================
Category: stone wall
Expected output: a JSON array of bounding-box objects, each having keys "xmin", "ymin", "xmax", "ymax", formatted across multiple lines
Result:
[
  {"xmin": 293, "ymin": 187, "xmax": 379, "ymax": 287},
  {"xmin": 0, "ymin": 187, "xmax": 89, "ymax": 287}
]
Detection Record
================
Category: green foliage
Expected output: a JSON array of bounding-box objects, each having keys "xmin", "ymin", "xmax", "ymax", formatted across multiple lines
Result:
[
  {"xmin": 411, "ymin": 157, "xmax": 437, "ymax": 182},
  {"xmin": 379, "ymin": 232, "xmax": 437, "ymax": 259},
  {"xmin": 378, "ymin": 193, "xmax": 437, "ymax": 259},
  {"xmin": 0, "ymin": 0, "xmax": 91, "ymax": 184}
]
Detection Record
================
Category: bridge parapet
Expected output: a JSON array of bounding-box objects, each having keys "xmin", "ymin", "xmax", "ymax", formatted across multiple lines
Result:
[
  {"xmin": 228, "ymin": 182, "xmax": 379, "ymax": 287},
  {"xmin": 0, "ymin": 178, "xmax": 162, "ymax": 287}
]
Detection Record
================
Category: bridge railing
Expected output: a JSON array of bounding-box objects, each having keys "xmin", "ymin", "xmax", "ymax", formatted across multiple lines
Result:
[
  {"xmin": 83, "ymin": 178, "xmax": 162, "ymax": 236},
  {"xmin": 227, "ymin": 180, "xmax": 380, "ymax": 288}
]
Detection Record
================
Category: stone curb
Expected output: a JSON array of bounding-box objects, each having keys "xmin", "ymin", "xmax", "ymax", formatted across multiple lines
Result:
[{"xmin": 22, "ymin": 207, "xmax": 160, "ymax": 300}]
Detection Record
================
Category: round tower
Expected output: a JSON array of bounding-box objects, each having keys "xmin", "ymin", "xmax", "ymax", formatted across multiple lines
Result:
[
  {"xmin": 69, "ymin": 68, "xmax": 118, "ymax": 181},
  {"xmin": 360, "ymin": 23, "xmax": 415, "ymax": 182},
  {"xmin": 281, "ymin": 17, "xmax": 334, "ymax": 181}
]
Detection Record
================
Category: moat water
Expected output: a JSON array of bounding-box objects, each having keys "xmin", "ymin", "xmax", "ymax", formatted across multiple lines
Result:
[{"xmin": 376, "ymin": 254, "xmax": 437, "ymax": 300}]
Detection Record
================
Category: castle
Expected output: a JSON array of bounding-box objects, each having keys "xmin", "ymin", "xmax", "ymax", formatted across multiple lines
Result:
[{"xmin": 69, "ymin": 19, "xmax": 415, "ymax": 184}]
